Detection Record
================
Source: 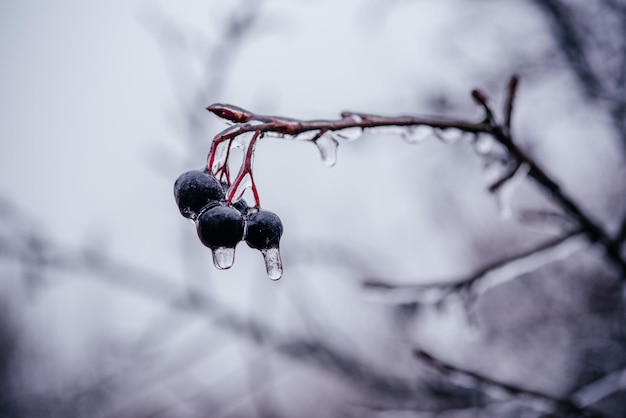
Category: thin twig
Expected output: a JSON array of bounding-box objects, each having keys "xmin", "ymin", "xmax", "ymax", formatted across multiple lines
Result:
[
  {"xmin": 415, "ymin": 349, "xmax": 604, "ymax": 418},
  {"xmin": 362, "ymin": 229, "xmax": 584, "ymax": 304},
  {"xmin": 503, "ymin": 75, "xmax": 519, "ymax": 134}
]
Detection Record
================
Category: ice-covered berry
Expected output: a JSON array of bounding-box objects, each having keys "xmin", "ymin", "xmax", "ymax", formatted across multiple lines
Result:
[
  {"xmin": 174, "ymin": 170, "xmax": 224, "ymax": 220},
  {"xmin": 196, "ymin": 205, "xmax": 245, "ymax": 250},
  {"xmin": 245, "ymin": 209, "xmax": 284, "ymax": 280},
  {"xmin": 245, "ymin": 209, "xmax": 283, "ymax": 250}
]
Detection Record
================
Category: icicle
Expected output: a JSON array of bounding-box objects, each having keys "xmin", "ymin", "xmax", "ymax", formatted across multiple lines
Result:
[
  {"xmin": 212, "ymin": 247, "xmax": 236, "ymax": 269},
  {"xmin": 314, "ymin": 132, "xmax": 339, "ymax": 167},
  {"xmin": 262, "ymin": 247, "xmax": 283, "ymax": 280}
]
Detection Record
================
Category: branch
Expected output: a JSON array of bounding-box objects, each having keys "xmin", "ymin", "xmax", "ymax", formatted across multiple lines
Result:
[
  {"xmin": 362, "ymin": 230, "xmax": 585, "ymax": 305},
  {"xmin": 204, "ymin": 78, "xmax": 626, "ymax": 283},
  {"xmin": 571, "ymin": 363, "xmax": 626, "ymax": 409},
  {"xmin": 531, "ymin": 0, "xmax": 602, "ymax": 99},
  {"xmin": 415, "ymin": 349, "xmax": 604, "ymax": 418},
  {"xmin": 0, "ymin": 228, "xmax": 436, "ymax": 408}
]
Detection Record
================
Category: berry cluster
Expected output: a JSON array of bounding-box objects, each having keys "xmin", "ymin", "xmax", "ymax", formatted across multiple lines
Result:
[{"xmin": 174, "ymin": 169, "xmax": 284, "ymax": 280}]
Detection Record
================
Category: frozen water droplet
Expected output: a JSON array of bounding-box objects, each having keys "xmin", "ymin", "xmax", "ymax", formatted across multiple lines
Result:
[
  {"xmin": 333, "ymin": 126, "xmax": 363, "ymax": 142},
  {"xmin": 212, "ymin": 247, "xmax": 236, "ymax": 269},
  {"xmin": 262, "ymin": 247, "xmax": 283, "ymax": 280},
  {"xmin": 401, "ymin": 126, "xmax": 432, "ymax": 144},
  {"xmin": 434, "ymin": 128, "xmax": 464, "ymax": 144},
  {"xmin": 295, "ymin": 130, "xmax": 321, "ymax": 141},
  {"xmin": 314, "ymin": 133, "xmax": 339, "ymax": 167},
  {"xmin": 473, "ymin": 135, "xmax": 495, "ymax": 154}
]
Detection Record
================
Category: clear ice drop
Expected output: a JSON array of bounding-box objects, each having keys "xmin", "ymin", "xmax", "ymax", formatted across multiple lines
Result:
[
  {"xmin": 212, "ymin": 247, "xmax": 236, "ymax": 270},
  {"xmin": 401, "ymin": 125, "xmax": 432, "ymax": 144},
  {"xmin": 434, "ymin": 128, "xmax": 464, "ymax": 144},
  {"xmin": 314, "ymin": 133, "xmax": 339, "ymax": 167},
  {"xmin": 262, "ymin": 247, "xmax": 283, "ymax": 281}
]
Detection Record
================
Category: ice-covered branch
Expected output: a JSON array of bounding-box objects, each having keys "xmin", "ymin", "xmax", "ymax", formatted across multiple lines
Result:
[
  {"xmin": 204, "ymin": 76, "xmax": 626, "ymax": 279},
  {"xmin": 415, "ymin": 349, "xmax": 603, "ymax": 418},
  {"xmin": 362, "ymin": 230, "xmax": 585, "ymax": 305}
]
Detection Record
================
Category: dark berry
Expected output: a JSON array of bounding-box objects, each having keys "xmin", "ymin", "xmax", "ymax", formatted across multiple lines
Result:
[
  {"xmin": 245, "ymin": 209, "xmax": 283, "ymax": 250},
  {"xmin": 196, "ymin": 205, "xmax": 245, "ymax": 249},
  {"xmin": 232, "ymin": 198, "xmax": 249, "ymax": 216},
  {"xmin": 174, "ymin": 170, "xmax": 225, "ymax": 220}
]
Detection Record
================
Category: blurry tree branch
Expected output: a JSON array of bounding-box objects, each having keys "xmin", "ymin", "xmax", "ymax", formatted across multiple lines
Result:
[
  {"xmin": 415, "ymin": 349, "xmax": 603, "ymax": 418},
  {"xmin": 531, "ymin": 0, "xmax": 626, "ymax": 154},
  {"xmin": 362, "ymin": 229, "xmax": 585, "ymax": 306},
  {"xmin": 0, "ymin": 204, "xmax": 481, "ymax": 413}
]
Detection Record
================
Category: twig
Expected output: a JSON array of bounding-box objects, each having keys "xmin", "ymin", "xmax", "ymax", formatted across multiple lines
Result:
[
  {"xmin": 362, "ymin": 229, "xmax": 584, "ymax": 304},
  {"xmin": 570, "ymin": 363, "xmax": 626, "ymax": 408},
  {"xmin": 532, "ymin": 0, "xmax": 626, "ymax": 155},
  {"xmin": 503, "ymin": 75, "xmax": 519, "ymax": 134},
  {"xmin": 486, "ymin": 122, "xmax": 626, "ymax": 278},
  {"xmin": 415, "ymin": 349, "xmax": 603, "ymax": 418}
]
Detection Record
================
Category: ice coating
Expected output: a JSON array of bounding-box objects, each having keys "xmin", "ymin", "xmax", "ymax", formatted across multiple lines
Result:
[
  {"xmin": 314, "ymin": 132, "xmax": 339, "ymax": 167},
  {"xmin": 261, "ymin": 247, "xmax": 283, "ymax": 280},
  {"xmin": 209, "ymin": 129, "xmax": 256, "ymax": 173},
  {"xmin": 434, "ymin": 128, "xmax": 464, "ymax": 144},
  {"xmin": 401, "ymin": 125, "xmax": 432, "ymax": 144},
  {"xmin": 332, "ymin": 126, "xmax": 363, "ymax": 142},
  {"xmin": 295, "ymin": 130, "xmax": 321, "ymax": 141},
  {"xmin": 227, "ymin": 172, "xmax": 252, "ymax": 203},
  {"xmin": 210, "ymin": 140, "xmax": 230, "ymax": 173},
  {"xmin": 212, "ymin": 246, "xmax": 236, "ymax": 270}
]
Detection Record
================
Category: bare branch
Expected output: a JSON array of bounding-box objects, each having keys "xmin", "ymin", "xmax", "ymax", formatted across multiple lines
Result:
[
  {"xmin": 0, "ymin": 228, "xmax": 433, "ymax": 407},
  {"xmin": 362, "ymin": 230, "xmax": 585, "ymax": 305},
  {"xmin": 415, "ymin": 349, "xmax": 604, "ymax": 418},
  {"xmin": 532, "ymin": 0, "xmax": 602, "ymax": 98},
  {"xmin": 503, "ymin": 75, "xmax": 519, "ymax": 134}
]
